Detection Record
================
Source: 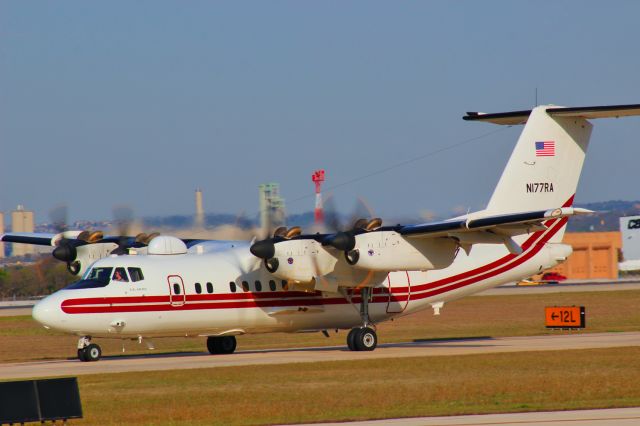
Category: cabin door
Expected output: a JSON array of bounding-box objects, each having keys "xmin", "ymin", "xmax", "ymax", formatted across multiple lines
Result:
[
  {"xmin": 167, "ymin": 275, "xmax": 186, "ymax": 307},
  {"xmin": 386, "ymin": 271, "xmax": 410, "ymax": 313}
]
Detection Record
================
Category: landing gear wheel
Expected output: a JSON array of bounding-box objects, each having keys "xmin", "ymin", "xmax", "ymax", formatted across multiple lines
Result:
[
  {"xmin": 80, "ymin": 344, "xmax": 102, "ymax": 362},
  {"xmin": 347, "ymin": 328, "xmax": 359, "ymax": 351},
  {"xmin": 207, "ymin": 336, "xmax": 237, "ymax": 355},
  {"xmin": 354, "ymin": 327, "xmax": 377, "ymax": 351}
]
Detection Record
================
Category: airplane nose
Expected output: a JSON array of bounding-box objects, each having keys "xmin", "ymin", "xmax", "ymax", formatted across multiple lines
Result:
[{"xmin": 32, "ymin": 296, "xmax": 56, "ymax": 328}]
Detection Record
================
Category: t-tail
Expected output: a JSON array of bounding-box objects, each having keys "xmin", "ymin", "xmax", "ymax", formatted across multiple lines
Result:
[{"xmin": 465, "ymin": 103, "xmax": 640, "ymax": 242}]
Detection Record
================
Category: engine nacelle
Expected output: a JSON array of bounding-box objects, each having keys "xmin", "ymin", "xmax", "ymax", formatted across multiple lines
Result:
[
  {"xmin": 71, "ymin": 242, "xmax": 119, "ymax": 276},
  {"xmin": 347, "ymin": 231, "xmax": 458, "ymax": 271},
  {"xmin": 268, "ymin": 239, "xmax": 337, "ymax": 283}
]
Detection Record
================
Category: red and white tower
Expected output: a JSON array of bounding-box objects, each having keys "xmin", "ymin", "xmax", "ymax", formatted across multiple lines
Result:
[{"xmin": 312, "ymin": 169, "xmax": 325, "ymax": 224}]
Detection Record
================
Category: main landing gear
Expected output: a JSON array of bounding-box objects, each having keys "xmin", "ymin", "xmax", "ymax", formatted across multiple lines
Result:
[
  {"xmin": 207, "ymin": 336, "xmax": 237, "ymax": 355},
  {"xmin": 347, "ymin": 287, "xmax": 378, "ymax": 351},
  {"xmin": 77, "ymin": 336, "xmax": 102, "ymax": 362}
]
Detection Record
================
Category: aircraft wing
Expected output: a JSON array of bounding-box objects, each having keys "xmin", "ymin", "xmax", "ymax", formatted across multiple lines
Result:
[
  {"xmin": 398, "ymin": 207, "xmax": 592, "ymax": 239},
  {"xmin": 1, "ymin": 233, "xmax": 58, "ymax": 246}
]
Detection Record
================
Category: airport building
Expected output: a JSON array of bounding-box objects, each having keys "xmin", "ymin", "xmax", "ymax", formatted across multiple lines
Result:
[
  {"xmin": 618, "ymin": 215, "xmax": 640, "ymax": 271},
  {"xmin": 11, "ymin": 205, "xmax": 36, "ymax": 257},
  {"xmin": 541, "ymin": 231, "xmax": 622, "ymax": 280},
  {"xmin": 259, "ymin": 183, "xmax": 286, "ymax": 231}
]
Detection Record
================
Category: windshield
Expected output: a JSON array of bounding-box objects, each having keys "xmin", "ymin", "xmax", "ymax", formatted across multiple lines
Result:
[{"xmin": 65, "ymin": 267, "xmax": 113, "ymax": 290}]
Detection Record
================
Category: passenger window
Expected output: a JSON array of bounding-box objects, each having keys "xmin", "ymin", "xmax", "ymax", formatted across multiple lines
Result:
[
  {"xmin": 281, "ymin": 280, "xmax": 287, "ymax": 290},
  {"xmin": 173, "ymin": 283, "xmax": 181, "ymax": 295},
  {"xmin": 128, "ymin": 267, "xmax": 144, "ymax": 282},
  {"xmin": 241, "ymin": 281, "xmax": 249, "ymax": 292},
  {"xmin": 112, "ymin": 267, "xmax": 129, "ymax": 282},
  {"xmin": 206, "ymin": 282, "xmax": 213, "ymax": 293},
  {"xmin": 255, "ymin": 280, "xmax": 262, "ymax": 292},
  {"xmin": 229, "ymin": 282, "xmax": 236, "ymax": 293},
  {"xmin": 269, "ymin": 280, "xmax": 276, "ymax": 291},
  {"xmin": 195, "ymin": 283, "xmax": 202, "ymax": 294}
]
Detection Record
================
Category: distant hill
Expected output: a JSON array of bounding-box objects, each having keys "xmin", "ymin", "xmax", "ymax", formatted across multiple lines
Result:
[{"xmin": 569, "ymin": 200, "xmax": 640, "ymax": 232}]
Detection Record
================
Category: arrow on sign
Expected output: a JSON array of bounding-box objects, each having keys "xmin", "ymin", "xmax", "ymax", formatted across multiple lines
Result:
[{"xmin": 551, "ymin": 312, "xmax": 559, "ymax": 320}]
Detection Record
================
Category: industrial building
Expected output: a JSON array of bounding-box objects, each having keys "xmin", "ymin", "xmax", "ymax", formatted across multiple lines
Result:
[
  {"xmin": 195, "ymin": 188, "xmax": 205, "ymax": 229},
  {"xmin": 11, "ymin": 205, "xmax": 36, "ymax": 257},
  {"xmin": 259, "ymin": 183, "xmax": 286, "ymax": 231}
]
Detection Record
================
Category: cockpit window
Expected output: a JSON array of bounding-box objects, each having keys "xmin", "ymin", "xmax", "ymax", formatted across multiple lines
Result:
[
  {"xmin": 65, "ymin": 267, "xmax": 113, "ymax": 290},
  {"xmin": 112, "ymin": 267, "xmax": 129, "ymax": 282},
  {"xmin": 128, "ymin": 267, "xmax": 144, "ymax": 282},
  {"xmin": 86, "ymin": 267, "xmax": 114, "ymax": 284}
]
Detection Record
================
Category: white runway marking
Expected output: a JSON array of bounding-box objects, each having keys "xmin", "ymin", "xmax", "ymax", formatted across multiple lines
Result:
[{"xmin": 1, "ymin": 331, "xmax": 639, "ymax": 380}]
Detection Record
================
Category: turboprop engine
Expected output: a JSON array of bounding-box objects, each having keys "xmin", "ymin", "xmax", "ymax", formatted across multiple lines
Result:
[
  {"xmin": 251, "ymin": 238, "xmax": 338, "ymax": 283},
  {"xmin": 328, "ymin": 230, "xmax": 459, "ymax": 272}
]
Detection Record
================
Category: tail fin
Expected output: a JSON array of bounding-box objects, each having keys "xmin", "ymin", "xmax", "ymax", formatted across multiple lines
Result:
[
  {"xmin": 479, "ymin": 105, "xmax": 592, "ymax": 214},
  {"xmin": 465, "ymin": 103, "xmax": 640, "ymax": 242}
]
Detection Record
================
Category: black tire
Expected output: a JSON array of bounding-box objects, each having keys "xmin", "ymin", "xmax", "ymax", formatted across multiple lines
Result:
[
  {"xmin": 206, "ymin": 336, "xmax": 217, "ymax": 354},
  {"xmin": 354, "ymin": 327, "xmax": 377, "ymax": 351},
  {"xmin": 347, "ymin": 328, "xmax": 360, "ymax": 351},
  {"xmin": 83, "ymin": 344, "xmax": 102, "ymax": 362},
  {"xmin": 207, "ymin": 336, "xmax": 237, "ymax": 355},
  {"xmin": 77, "ymin": 349, "xmax": 84, "ymax": 361},
  {"xmin": 218, "ymin": 336, "xmax": 237, "ymax": 354}
]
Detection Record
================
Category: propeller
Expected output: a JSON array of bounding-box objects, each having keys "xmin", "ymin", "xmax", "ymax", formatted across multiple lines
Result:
[
  {"xmin": 110, "ymin": 205, "xmax": 160, "ymax": 254},
  {"xmin": 322, "ymin": 196, "xmax": 382, "ymax": 260}
]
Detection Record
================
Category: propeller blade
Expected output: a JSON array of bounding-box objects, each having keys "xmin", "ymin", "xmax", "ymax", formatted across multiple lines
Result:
[{"xmin": 49, "ymin": 204, "xmax": 69, "ymax": 235}]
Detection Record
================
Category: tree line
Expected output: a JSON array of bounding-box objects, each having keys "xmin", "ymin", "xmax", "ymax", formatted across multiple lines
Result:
[{"xmin": 0, "ymin": 258, "xmax": 76, "ymax": 299}]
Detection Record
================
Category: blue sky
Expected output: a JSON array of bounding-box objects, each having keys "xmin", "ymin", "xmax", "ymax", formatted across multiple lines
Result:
[{"xmin": 2, "ymin": 1, "xmax": 640, "ymax": 222}]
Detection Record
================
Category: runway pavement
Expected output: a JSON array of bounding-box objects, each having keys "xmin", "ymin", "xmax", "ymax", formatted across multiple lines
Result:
[
  {"xmin": 309, "ymin": 407, "xmax": 640, "ymax": 426},
  {"xmin": 1, "ymin": 331, "xmax": 639, "ymax": 380}
]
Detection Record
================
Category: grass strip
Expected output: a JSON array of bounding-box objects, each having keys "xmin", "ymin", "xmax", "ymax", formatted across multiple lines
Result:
[{"xmin": 68, "ymin": 346, "xmax": 640, "ymax": 425}]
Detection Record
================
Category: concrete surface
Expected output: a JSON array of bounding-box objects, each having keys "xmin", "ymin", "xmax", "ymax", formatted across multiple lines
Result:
[
  {"xmin": 1, "ymin": 331, "xmax": 638, "ymax": 380},
  {"xmin": 307, "ymin": 407, "xmax": 640, "ymax": 426}
]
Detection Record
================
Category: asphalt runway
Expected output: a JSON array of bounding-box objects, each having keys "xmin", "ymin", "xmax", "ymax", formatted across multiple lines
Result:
[
  {"xmin": 310, "ymin": 407, "xmax": 640, "ymax": 426},
  {"xmin": 0, "ymin": 307, "xmax": 32, "ymax": 317},
  {"xmin": 1, "ymin": 331, "xmax": 639, "ymax": 380}
]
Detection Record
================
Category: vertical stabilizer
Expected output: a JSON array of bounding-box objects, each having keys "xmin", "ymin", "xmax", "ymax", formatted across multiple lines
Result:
[{"xmin": 485, "ymin": 105, "xmax": 592, "ymax": 216}]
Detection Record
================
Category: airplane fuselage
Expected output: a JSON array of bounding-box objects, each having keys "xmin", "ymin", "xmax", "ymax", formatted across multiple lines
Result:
[{"xmin": 33, "ymin": 218, "xmax": 571, "ymax": 340}]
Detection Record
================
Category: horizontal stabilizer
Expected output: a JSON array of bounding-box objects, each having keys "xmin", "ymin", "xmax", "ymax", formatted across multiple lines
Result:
[{"xmin": 464, "ymin": 103, "xmax": 640, "ymax": 125}]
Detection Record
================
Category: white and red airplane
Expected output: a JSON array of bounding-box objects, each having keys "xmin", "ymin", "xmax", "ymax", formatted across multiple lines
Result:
[{"xmin": 4, "ymin": 103, "xmax": 640, "ymax": 362}]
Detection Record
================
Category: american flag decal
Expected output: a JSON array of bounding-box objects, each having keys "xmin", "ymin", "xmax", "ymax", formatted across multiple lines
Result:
[{"xmin": 535, "ymin": 141, "xmax": 555, "ymax": 156}]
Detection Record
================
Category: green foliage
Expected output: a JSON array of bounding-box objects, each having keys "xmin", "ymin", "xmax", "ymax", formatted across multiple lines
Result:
[{"xmin": 0, "ymin": 258, "xmax": 76, "ymax": 299}]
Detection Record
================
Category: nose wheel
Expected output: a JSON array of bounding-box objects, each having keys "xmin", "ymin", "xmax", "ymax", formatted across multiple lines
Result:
[
  {"xmin": 347, "ymin": 287, "xmax": 378, "ymax": 351},
  {"xmin": 77, "ymin": 336, "xmax": 102, "ymax": 362}
]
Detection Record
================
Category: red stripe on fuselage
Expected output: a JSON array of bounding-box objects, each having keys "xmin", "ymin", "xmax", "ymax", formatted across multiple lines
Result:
[{"xmin": 60, "ymin": 197, "xmax": 573, "ymax": 314}]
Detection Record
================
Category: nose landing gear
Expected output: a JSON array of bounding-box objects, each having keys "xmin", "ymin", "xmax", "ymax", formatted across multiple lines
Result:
[
  {"xmin": 347, "ymin": 287, "xmax": 378, "ymax": 351},
  {"xmin": 77, "ymin": 336, "xmax": 102, "ymax": 362}
]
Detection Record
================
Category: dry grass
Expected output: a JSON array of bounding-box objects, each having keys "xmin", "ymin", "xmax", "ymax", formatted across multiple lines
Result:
[
  {"xmin": 1, "ymin": 290, "xmax": 639, "ymax": 363},
  {"xmin": 68, "ymin": 346, "xmax": 640, "ymax": 425}
]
